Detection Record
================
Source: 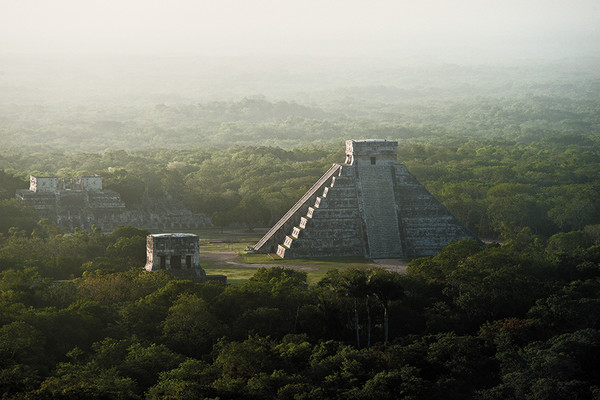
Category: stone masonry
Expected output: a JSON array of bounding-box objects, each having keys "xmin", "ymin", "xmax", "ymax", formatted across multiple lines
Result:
[
  {"xmin": 144, "ymin": 233, "xmax": 226, "ymax": 282},
  {"xmin": 252, "ymin": 139, "xmax": 476, "ymax": 259},
  {"xmin": 16, "ymin": 175, "xmax": 210, "ymax": 232},
  {"xmin": 145, "ymin": 233, "xmax": 204, "ymax": 274}
]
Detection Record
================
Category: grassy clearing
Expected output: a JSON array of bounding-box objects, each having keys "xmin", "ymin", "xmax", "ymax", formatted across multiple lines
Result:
[
  {"xmin": 201, "ymin": 265, "xmax": 257, "ymax": 285},
  {"xmin": 301, "ymin": 265, "xmax": 361, "ymax": 284},
  {"xmin": 194, "ymin": 228, "xmax": 374, "ymax": 285},
  {"xmin": 202, "ymin": 262, "xmax": 364, "ymax": 285},
  {"xmin": 195, "ymin": 228, "xmax": 265, "ymax": 253}
]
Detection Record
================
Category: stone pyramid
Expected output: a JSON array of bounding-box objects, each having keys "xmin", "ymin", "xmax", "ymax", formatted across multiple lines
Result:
[{"xmin": 252, "ymin": 140, "xmax": 476, "ymax": 259}]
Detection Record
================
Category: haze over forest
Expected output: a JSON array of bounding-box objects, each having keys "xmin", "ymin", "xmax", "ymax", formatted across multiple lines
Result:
[
  {"xmin": 1, "ymin": 0, "xmax": 600, "ymax": 152},
  {"xmin": 3, "ymin": 2, "xmax": 600, "ymax": 399}
]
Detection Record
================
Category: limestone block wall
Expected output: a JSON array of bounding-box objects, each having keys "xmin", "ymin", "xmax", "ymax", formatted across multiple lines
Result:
[
  {"xmin": 86, "ymin": 190, "xmax": 126, "ymax": 210},
  {"xmin": 78, "ymin": 176, "xmax": 103, "ymax": 191},
  {"xmin": 253, "ymin": 164, "xmax": 342, "ymax": 253},
  {"xmin": 393, "ymin": 165, "xmax": 474, "ymax": 257},
  {"xmin": 144, "ymin": 233, "xmax": 204, "ymax": 275},
  {"xmin": 278, "ymin": 167, "xmax": 364, "ymax": 258},
  {"xmin": 29, "ymin": 176, "xmax": 59, "ymax": 193},
  {"xmin": 355, "ymin": 164, "xmax": 404, "ymax": 258},
  {"xmin": 144, "ymin": 233, "xmax": 227, "ymax": 283}
]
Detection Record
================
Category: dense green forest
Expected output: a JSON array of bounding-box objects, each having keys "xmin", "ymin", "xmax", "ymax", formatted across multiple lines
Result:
[
  {"xmin": 1, "ymin": 132, "xmax": 599, "ymax": 398},
  {"xmin": 0, "ymin": 222, "xmax": 599, "ymax": 398},
  {"xmin": 1, "ymin": 57, "xmax": 600, "ymax": 398}
]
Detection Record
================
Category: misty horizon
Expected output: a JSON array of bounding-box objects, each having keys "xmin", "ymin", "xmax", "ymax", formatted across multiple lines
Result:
[
  {"xmin": 1, "ymin": 0, "xmax": 599, "ymax": 152},
  {"xmin": 2, "ymin": 0, "xmax": 599, "ymax": 62}
]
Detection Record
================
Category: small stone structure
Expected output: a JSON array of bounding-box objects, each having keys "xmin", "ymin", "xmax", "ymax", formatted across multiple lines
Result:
[
  {"xmin": 78, "ymin": 176, "xmax": 103, "ymax": 191},
  {"xmin": 252, "ymin": 139, "xmax": 477, "ymax": 259},
  {"xmin": 29, "ymin": 176, "xmax": 59, "ymax": 193},
  {"xmin": 144, "ymin": 233, "xmax": 226, "ymax": 282}
]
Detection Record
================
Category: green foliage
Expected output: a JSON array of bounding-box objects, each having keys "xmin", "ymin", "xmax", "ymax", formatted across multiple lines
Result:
[
  {"xmin": 480, "ymin": 329, "xmax": 600, "ymax": 400},
  {"xmin": 2, "ymin": 56, "xmax": 600, "ymax": 399},
  {"xmin": 0, "ymin": 321, "xmax": 45, "ymax": 369},
  {"xmin": 37, "ymin": 362, "xmax": 140, "ymax": 400},
  {"xmin": 161, "ymin": 293, "xmax": 223, "ymax": 358},
  {"xmin": 0, "ymin": 123, "xmax": 598, "ymax": 398},
  {"xmin": 247, "ymin": 267, "xmax": 308, "ymax": 297},
  {"xmin": 0, "ymin": 199, "xmax": 38, "ymax": 235},
  {"xmin": 528, "ymin": 279, "xmax": 600, "ymax": 332},
  {"xmin": 146, "ymin": 359, "xmax": 217, "ymax": 400},
  {"xmin": 0, "ymin": 234, "xmax": 597, "ymax": 399}
]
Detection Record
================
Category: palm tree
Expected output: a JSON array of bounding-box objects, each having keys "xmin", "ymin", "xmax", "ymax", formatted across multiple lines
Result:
[{"xmin": 367, "ymin": 268, "xmax": 404, "ymax": 343}]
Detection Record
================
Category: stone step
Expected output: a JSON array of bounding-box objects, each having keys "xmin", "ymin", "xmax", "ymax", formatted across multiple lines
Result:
[
  {"xmin": 324, "ymin": 187, "xmax": 357, "ymax": 198},
  {"xmin": 287, "ymin": 233, "xmax": 362, "ymax": 247},
  {"xmin": 309, "ymin": 207, "xmax": 359, "ymax": 219},
  {"xmin": 300, "ymin": 216, "xmax": 310, "ymax": 229},
  {"xmin": 292, "ymin": 226, "xmax": 302, "ymax": 238},
  {"xmin": 301, "ymin": 218, "xmax": 358, "ymax": 230},
  {"xmin": 314, "ymin": 197, "xmax": 326, "ymax": 208},
  {"xmin": 277, "ymin": 245, "xmax": 287, "ymax": 258},
  {"xmin": 253, "ymin": 163, "xmax": 342, "ymax": 253},
  {"xmin": 284, "ymin": 235, "xmax": 294, "ymax": 248},
  {"xmin": 330, "ymin": 175, "xmax": 355, "ymax": 187},
  {"xmin": 357, "ymin": 165, "xmax": 403, "ymax": 258},
  {"xmin": 319, "ymin": 197, "xmax": 357, "ymax": 208}
]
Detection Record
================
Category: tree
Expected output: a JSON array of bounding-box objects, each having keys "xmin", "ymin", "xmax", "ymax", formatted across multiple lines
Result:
[
  {"xmin": 214, "ymin": 335, "xmax": 280, "ymax": 380},
  {"xmin": 120, "ymin": 342, "xmax": 185, "ymax": 392},
  {"xmin": 0, "ymin": 199, "xmax": 38, "ymax": 235},
  {"xmin": 146, "ymin": 359, "xmax": 217, "ymax": 400},
  {"xmin": 161, "ymin": 293, "xmax": 223, "ymax": 357},
  {"xmin": 482, "ymin": 329, "xmax": 600, "ymax": 399},
  {"xmin": 319, "ymin": 269, "xmax": 369, "ymax": 347},
  {"xmin": 367, "ymin": 268, "xmax": 404, "ymax": 343},
  {"xmin": 0, "ymin": 321, "xmax": 45, "ymax": 369},
  {"xmin": 105, "ymin": 235, "xmax": 147, "ymax": 267},
  {"xmin": 37, "ymin": 358, "xmax": 139, "ymax": 400},
  {"xmin": 234, "ymin": 194, "xmax": 271, "ymax": 232}
]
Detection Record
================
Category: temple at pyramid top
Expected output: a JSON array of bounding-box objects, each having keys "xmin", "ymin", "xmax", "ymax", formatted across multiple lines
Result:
[
  {"xmin": 252, "ymin": 139, "xmax": 476, "ymax": 259},
  {"xmin": 344, "ymin": 139, "xmax": 398, "ymax": 165}
]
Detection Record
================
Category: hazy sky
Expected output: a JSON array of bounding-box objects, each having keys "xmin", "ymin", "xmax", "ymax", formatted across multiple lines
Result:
[{"xmin": 1, "ymin": 0, "xmax": 599, "ymax": 61}]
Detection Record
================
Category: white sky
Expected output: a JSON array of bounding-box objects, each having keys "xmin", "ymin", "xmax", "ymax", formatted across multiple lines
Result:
[{"xmin": 1, "ymin": 0, "xmax": 599, "ymax": 60}]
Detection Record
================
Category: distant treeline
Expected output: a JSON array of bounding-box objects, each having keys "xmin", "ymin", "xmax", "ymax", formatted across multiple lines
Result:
[
  {"xmin": 2, "ymin": 56, "xmax": 600, "ymax": 153},
  {"xmin": 1, "ymin": 93, "xmax": 599, "ymax": 151}
]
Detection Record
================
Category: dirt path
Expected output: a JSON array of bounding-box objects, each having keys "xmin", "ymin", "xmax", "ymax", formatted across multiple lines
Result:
[{"xmin": 200, "ymin": 252, "xmax": 409, "ymax": 273}]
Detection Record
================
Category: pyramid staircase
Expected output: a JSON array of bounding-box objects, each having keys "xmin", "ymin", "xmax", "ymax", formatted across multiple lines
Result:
[{"xmin": 277, "ymin": 165, "xmax": 364, "ymax": 258}]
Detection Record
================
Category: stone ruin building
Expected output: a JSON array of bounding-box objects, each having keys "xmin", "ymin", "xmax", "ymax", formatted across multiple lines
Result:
[
  {"xmin": 252, "ymin": 139, "xmax": 476, "ymax": 259},
  {"xmin": 16, "ymin": 175, "xmax": 126, "ymax": 231},
  {"xmin": 144, "ymin": 233, "xmax": 226, "ymax": 282},
  {"xmin": 16, "ymin": 175, "xmax": 210, "ymax": 232}
]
